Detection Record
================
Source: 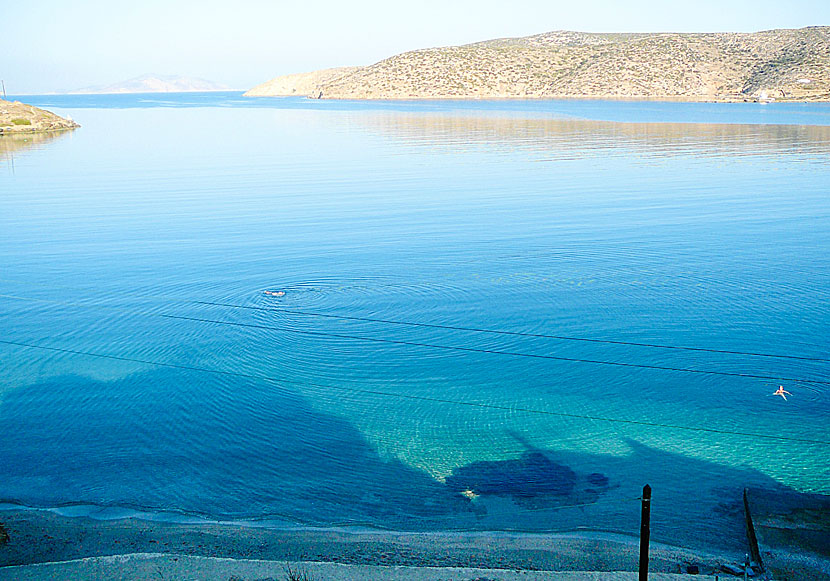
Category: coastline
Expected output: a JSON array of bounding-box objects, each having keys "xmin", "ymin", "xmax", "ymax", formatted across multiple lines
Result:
[
  {"xmin": 259, "ymin": 93, "xmax": 830, "ymax": 103},
  {"xmin": 246, "ymin": 28, "xmax": 830, "ymax": 104},
  {"xmin": 5, "ymin": 507, "xmax": 829, "ymax": 579},
  {"xmin": 0, "ymin": 554, "xmax": 719, "ymax": 581},
  {"xmin": 1, "ymin": 92, "xmax": 828, "ymax": 581},
  {"xmin": 0, "ymin": 507, "xmax": 745, "ymax": 574},
  {"xmin": 0, "ymin": 98, "xmax": 79, "ymax": 135}
]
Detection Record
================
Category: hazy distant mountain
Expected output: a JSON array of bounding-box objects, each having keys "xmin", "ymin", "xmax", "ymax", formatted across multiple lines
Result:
[
  {"xmin": 248, "ymin": 27, "xmax": 830, "ymax": 102},
  {"xmin": 70, "ymin": 74, "xmax": 231, "ymax": 94}
]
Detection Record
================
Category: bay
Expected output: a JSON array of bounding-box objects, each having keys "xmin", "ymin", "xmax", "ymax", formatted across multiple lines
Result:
[{"xmin": 1, "ymin": 93, "xmax": 828, "ymax": 552}]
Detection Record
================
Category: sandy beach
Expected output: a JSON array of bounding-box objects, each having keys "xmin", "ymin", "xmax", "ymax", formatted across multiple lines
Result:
[
  {"xmin": 2, "ymin": 504, "xmax": 829, "ymax": 580},
  {"xmin": 0, "ymin": 508, "xmax": 752, "ymax": 577},
  {"xmin": 0, "ymin": 553, "xmax": 724, "ymax": 581}
]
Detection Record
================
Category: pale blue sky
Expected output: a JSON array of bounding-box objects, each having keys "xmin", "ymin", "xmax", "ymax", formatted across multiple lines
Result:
[{"xmin": 2, "ymin": 0, "xmax": 828, "ymax": 94}]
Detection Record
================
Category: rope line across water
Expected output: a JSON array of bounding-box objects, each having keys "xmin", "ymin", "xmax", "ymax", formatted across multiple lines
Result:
[
  {"xmin": 0, "ymin": 294, "xmax": 827, "ymax": 386},
  {"xmin": 1, "ymin": 338, "xmax": 828, "ymax": 445},
  {"xmin": 196, "ymin": 299, "xmax": 830, "ymax": 364},
  {"xmin": 162, "ymin": 314, "xmax": 830, "ymax": 387},
  {"xmin": 2, "ymin": 291, "xmax": 828, "ymax": 365}
]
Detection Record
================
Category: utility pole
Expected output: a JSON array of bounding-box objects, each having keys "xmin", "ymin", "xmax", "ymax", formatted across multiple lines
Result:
[
  {"xmin": 639, "ymin": 484, "xmax": 652, "ymax": 581},
  {"xmin": 1, "ymin": 80, "xmax": 6, "ymax": 99}
]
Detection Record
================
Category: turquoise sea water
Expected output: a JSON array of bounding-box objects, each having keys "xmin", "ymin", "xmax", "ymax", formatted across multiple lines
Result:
[{"xmin": 1, "ymin": 93, "xmax": 829, "ymax": 552}]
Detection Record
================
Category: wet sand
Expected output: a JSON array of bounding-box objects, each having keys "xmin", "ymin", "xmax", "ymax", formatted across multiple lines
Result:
[
  {"xmin": 0, "ymin": 553, "xmax": 721, "ymax": 581},
  {"xmin": 0, "ymin": 508, "xmax": 743, "ymax": 576},
  {"xmin": 746, "ymin": 487, "xmax": 830, "ymax": 580}
]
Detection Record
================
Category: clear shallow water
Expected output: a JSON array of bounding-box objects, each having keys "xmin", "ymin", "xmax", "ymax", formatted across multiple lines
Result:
[{"xmin": 1, "ymin": 93, "xmax": 829, "ymax": 551}]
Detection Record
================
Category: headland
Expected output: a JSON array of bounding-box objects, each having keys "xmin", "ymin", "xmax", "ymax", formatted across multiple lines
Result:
[
  {"xmin": 0, "ymin": 99, "xmax": 79, "ymax": 135},
  {"xmin": 247, "ymin": 27, "xmax": 830, "ymax": 102}
]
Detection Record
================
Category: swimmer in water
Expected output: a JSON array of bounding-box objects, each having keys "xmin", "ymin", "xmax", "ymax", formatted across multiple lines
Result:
[
  {"xmin": 264, "ymin": 290, "xmax": 285, "ymax": 297},
  {"xmin": 772, "ymin": 385, "xmax": 792, "ymax": 400}
]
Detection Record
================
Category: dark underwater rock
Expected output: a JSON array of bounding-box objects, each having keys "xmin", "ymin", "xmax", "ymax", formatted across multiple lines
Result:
[{"xmin": 445, "ymin": 451, "xmax": 577, "ymax": 499}]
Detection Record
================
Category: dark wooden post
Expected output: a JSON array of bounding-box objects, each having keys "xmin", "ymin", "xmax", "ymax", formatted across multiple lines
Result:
[
  {"xmin": 0, "ymin": 520, "xmax": 9, "ymax": 545},
  {"xmin": 639, "ymin": 484, "xmax": 651, "ymax": 581},
  {"xmin": 743, "ymin": 488, "xmax": 764, "ymax": 572}
]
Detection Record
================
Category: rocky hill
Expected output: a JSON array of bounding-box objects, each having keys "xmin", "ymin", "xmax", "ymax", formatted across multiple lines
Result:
[
  {"xmin": 0, "ymin": 99, "xmax": 79, "ymax": 135},
  {"xmin": 250, "ymin": 27, "xmax": 830, "ymax": 101},
  {"xmin": 244, "ymin": 67, "xmax": 361, "ymax": 97}
]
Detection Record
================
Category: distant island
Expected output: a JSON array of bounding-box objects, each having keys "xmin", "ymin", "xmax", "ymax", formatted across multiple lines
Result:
[
  {"xmin": 70, "ymin": 74, "xmax": 230, "ymax": 94},
  {"xmin": 0, "ymin": 98, "xmax": 79, "ymax": 135},
  {"xmin": 247, "ymin": 27, "xmax": 830, "ymax": 102}
]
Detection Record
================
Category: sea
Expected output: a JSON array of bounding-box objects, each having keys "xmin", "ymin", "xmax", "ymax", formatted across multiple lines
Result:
[{"xmin": 1, "ymin": 92, "xmax": 829, "ymax": 553}]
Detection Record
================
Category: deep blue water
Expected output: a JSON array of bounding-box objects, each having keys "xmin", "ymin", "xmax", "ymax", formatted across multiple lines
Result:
[{"xmin": 1, "ymin": 93, "xmax": 829, "ymax": 551}]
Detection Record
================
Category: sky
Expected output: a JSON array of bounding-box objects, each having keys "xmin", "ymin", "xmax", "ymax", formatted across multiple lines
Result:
[{"xmin": 2, "ymin": 0, "xmax": 829, "ymax": 94}]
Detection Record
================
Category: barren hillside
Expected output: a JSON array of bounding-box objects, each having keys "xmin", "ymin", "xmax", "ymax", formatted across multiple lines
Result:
[
  {"xmin": 0, "ymin": 99, "xmax": 80, "ymax": 134},
  {"xmin": 244, "ymin": 67, "xmax": 361, "ymax": 97},
  {"xmin": 250, "ymin": 27, "xmax": 830, "ymax": 101}
]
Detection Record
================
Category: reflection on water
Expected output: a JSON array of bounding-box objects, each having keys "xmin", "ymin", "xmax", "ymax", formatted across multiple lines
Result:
[
  {"xmin": 0, "ymin": 130, "xmax": 74, "ymax": 165},
  {"xmin": 359, "ymin": 113, "xmax": 830, "ymax": 162},
  {"xmin": 14, "ymin": 92, "xmax": 830, "ymax": 126}
]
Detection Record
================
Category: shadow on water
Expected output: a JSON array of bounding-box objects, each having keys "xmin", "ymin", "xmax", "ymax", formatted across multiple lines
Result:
[
  {"xmin": 445, "ymin": 433, "xmax": 615, "ymax": 509},
  {"xmin": 0, "ymin": 368, "xmax": 825, "ymax": 554},
  {"xmin": 442, "ymin": 434, "xmax": 821, "ymax": 553},
  {"xmin": 748, "ymin": 487, "xmax": 830, "ymax": 558},
  {"xmin": 0, "ymin": 369, "xmax": 472, "ymax": 526}
]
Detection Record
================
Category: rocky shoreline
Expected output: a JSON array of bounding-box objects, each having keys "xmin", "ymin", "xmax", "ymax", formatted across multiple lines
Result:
[{"xmin": 0, "ymin": 99, "xmax": 79, "ymax": 135}]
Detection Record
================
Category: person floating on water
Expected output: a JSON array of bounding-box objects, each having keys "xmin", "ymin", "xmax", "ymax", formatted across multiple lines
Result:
[
  {"xmin": 263, "ymin": 290, "xmax": 285, "ymax": 297},
  {"xmin": 772, "ymin": 385, "xmax": 792, "ymax": 401}
]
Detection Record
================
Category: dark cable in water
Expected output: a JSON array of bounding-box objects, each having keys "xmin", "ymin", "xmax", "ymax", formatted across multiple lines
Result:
[
  {"xmin": 161, "ymin": 314, "xmax": 830, "ymax": 387},
  {"xmin": 195, "ymin": 300, "xmax": 830, "ymax": 364},
  {"xmin": 1, "ymin": 292, "xmax": 827, "ymax": 386},
  {"xmin": 1, "ymin": 291, "xmax": 827, "ymax": 365},
  {"xmin": 1, "ymin": 338, "xmax": 828, "ymax": 445}
]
